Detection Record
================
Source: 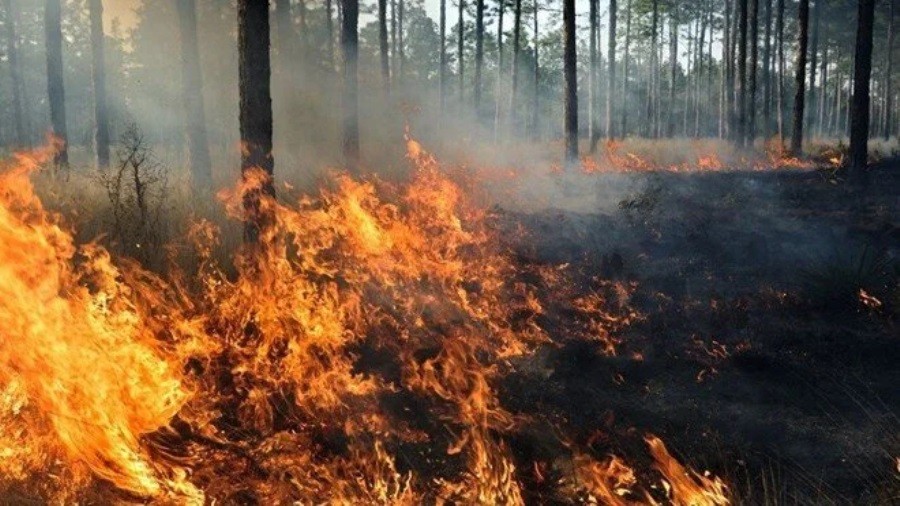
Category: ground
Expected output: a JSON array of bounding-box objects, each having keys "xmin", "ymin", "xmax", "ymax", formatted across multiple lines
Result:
[{"xmin": 499, "ymin": 161, "xmax": 899, "ymax": 503}]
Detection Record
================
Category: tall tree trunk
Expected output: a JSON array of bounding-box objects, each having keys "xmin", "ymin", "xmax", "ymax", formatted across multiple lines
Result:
[
  {"xmin": 380, "ymin": 0, "xmax": 390, "ymax": 95},
  {"xmin": 458, "ymin": 0, "xmax": 465, "ymax": 104},
  {"xmin": 494, "ymin": 0, "xmax": 505, "ymax": 142},
  {"xmin": 439, "ymin": 0, "xmax": 447, "ymax": 109},
  {"xmin": 646, "ymin": 0, "xmax": 658, "ymax": 138},
  {"xmin": 238, "ymin": 0, "xmax": 274, "ymax": 243},
  {"xmin": 391, "ymin": 0, "xmax": 397, "ymax": 77},
  {"xmin": 776, "ymin": 0, "xmax": 784, "ymax": 144},
  {"xmin": 588, "ymin": 0, "xmax": 599, "ymax": 151},
  {"xmin": 3, "ymin": 0, "xmax": 24, "ymax": 147},
  {"xmin": 621, "ymin": 0, "xmax": 632, "ymax": 137},
  {"xmin": 44, "ymin": 0, "xmax": 68, "ymax": 167},
  {"xmin": 341, "ymin": 0, "xmax": 359, "ymax": 168},
  {"xmin": 178, "ymin": 0, "xmax": 213, "ymax": 188},
  {"xmin": 531, "ymin": 0, "xmax": 540, "ymax": 139},
  {"xmin": 817, "ymin": 42, "xmax": 828, "ymax": 138},
  {"xmin": 737, "ymin": 0, "xmax": 748, "ymax": 146},
  {"xmin": 605, "ymin": 0, "xmax": 616, "ymax": 139},
  {"xmin": 762, "ymin": 0, "xmax": 772, "ymax": 137},
  {"xmin": 563, "ymin": 0, "xmax": 577, "ymax": 163},
  {"xmin": 695, "ymin": 13, "xmax": 707, "ymax": 137},
  {"xmin": 849, "ymin": 0, "xmax": 876, "ymax": 176},
  {"xmin": 806, "ymin": 0, "xmax": 819, "ymax": 141},
  {"xmin": 89, "ymin": 0, "xmax": 109, "ymax": 169},
  {"xmin": 475, "ymin": 0, "xmax": 485, "ymax": 113},
  {"xmin": 667, "ymin": 5, "xmax": 677, "ymax": 138},
  {"xmin": 326, "ymin": 0, "xmax": 335, "ymax": 70},
  {"xmin": 884, "ymin": 0, "xmax": 895, "ymax": 139},
  {"xmin": 510, "ymin": 0, "xmax": 522, "ymax": 132},
  {"xmin": 790, "ymin": 0, "xmax": 809, "ymax": 155},
  {"xmin": 721, "ymin": 0, "xmax": 731, "ymax": 138},
  {"xmin": 398, "ymin": 0, "xmax": 405, "ymax": 80},
  {"xmin": 748, "ymin": 0, "xmax": 758, "ymax": 144}
]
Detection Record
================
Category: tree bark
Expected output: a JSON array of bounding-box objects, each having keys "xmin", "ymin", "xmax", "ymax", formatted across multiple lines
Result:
[
  {"xmin": 510, "ymin": 0, "xmax": 522, "ymax": 131},
  {"xmin": 3, "ymin": 0, "xmax": 25, "ymax": 147},
  {"xmin": 776, "ymin": 0, "xmax": 784, "ymax": 144},
  {"xmin": 588, "ymin": 0, "xmax": 599, "ymax": 151},
  {"xmin": 646, "ymin": 0, "xmax": 658, "ymax": 138},
  {"xmin": 667, "ymin": 5, "xmax": 677, "ymax": 138},
  {"xmin": 380, "ymin": 0, "xmax": 391, "ymax": 95},
  {"xmin": 531, "ymin": 0, "xmax": 540, "ymax": 139},
  {"xmin": 439, "ymin": 0, "xmax": 447, "ymax": 108},
  {"xmin": 458, "ymin": 0, "xmax": 465, "ymax": 104},
  {"xmin": 606, "ymin": 0, "xmax": 616, "ymax": 139},
  {"xmin": 884, "ymin": 0, "xmax": 895, "ymax": 139},
  {"xmin": 621, "ymin": 0, "xmax": 632, "ymax": 137},
  {"xmin": 178, "ymin": 0, "xmax": 213, "ymax": 189},
  {"xmin": 849, "ymin": 0, "xmax": 876, "ymax": 176},
  {"xmin": 44, "ymin": 0, "xmax": 68, "ymax": 167},
  {"xmin": 790, "ymin": 0, "xmax": 809, "ymax": 155},
  {"xmin": 737, "ymin": 0, "xmax": 748, "ymax": 146},
  {"xmin": 748, "ymin": 0, "xmax": 758, "ymax": 144},
  {"xmin": 563, "ymin": 0, "xmax": 577, "ymax": 163},
  {"xmin": 721, "ymin": 0, "xmax": 731, "ymax": 138},
  {"xmin": 341, "ymin": 0, "xmax": 359, "ymax": 169},
  {"xmin": 89, "ymin": 0, "xmax": 109, "ymax": 169},
  {"xmin": 806, "ymin": 0, "xmax": 820, "ymax": 142},
  {"xmin": 475, "ymin": 0, "xmax": 485, "ymax": 113},
  {"xmin": 398, "ymin": 0, "xmax": 405, "ymax": 80},
  {"xmin": 238, "ymin": 0, "xmax": 274, "ymax": 243},
  {"xmin": 762, "ymin": 0, "xmax": 772, "ymax": 137}
]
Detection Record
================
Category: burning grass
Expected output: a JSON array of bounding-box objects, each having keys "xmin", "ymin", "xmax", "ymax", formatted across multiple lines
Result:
[{"xmin": 0, "ymin": 140, "xmax": 732, "ymax": 504}]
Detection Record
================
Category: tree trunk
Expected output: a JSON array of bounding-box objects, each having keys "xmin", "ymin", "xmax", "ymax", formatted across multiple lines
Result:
[
  {"xmin": 646, "ymin": 0, "xmax": 658, "ymax": 138},
  {"xmin": 790, "ymin": 0, "xmax": 809, "ymax": 155},
  {"xmin": 621, "ymin": 0, "xmax": 632, "ymax": 138},
  {"xmin": 762, "ymin": 0, "xmax": 772, "ymax": 137},
  {"xmin": 238, "ymin": 0, "xmax": 274, "ymax": 243},
  {"xmin": 563, "ymin": 0, "xmax": 577, "ymax": 163},
  {"xmin": 475, "ymin": 0, "xmax": 485, "ymax": 113},
  {"xmin": 458, "ymin": 0, "xmax": 465, "ymax": 104},
  {"xmin": 45, "ymin": 0, "xmax": 68, "ymax": 167},
  {"xmin": 605, "ymin": 0, "xmax": 616, "ymax": 139},
  {"xmin": 3, "ymin": 0, "xmax": 24, "ymax": 147},
  {"xmin": 776, "ymin": 0, "xmax": 784, "ymax": 144},
  {"xmin": 89, "ymin": 0, "xmax": 109, "ymax": 169},
  {"xmin": 806, "ymin": 0, "xmax": 819, "ymax": 142},
  {"xmin": 341, "ymin": 0, "xmax": 359, "ymax": 168},
  {"xmin": 398, "ymin": 0, "xmax": 405, "ymax": 80},
  {"xmin": 510, "ymin": 0, "xmax": 522, "ymax": 132},
  {"xmin": 748, "ymin": 0, "xmax": 758, "ymax": 144},
  {"xmin": 380, "ymin": 0, "xmax": 390, "ymax": 95},
  {"xmin": 391, "ymin": 0, "xmax": 397, "ymax": 77},
  {"xmin": 737, "ymin": 0, "xmax": 748, "ymax": 146},
  {"xmin": 817, "ymin": 42, "xmax": 828, "ymax": 138},
  {"xmin": 588, "ymin": 0, "xmax": 599, "ymax": 151},
  {"xmin": 177, "ymin": 0, "xmax": 213, "ymax": 189},
  {"xmin": 695, "ymin": 13, "xmax": 707, "ymax": 138},
  {"xmin": 849, "ymin": 0, "xmax": 876, "ymax": 176},
  {"xmin": 439, "ymin": 0, "xmax": 447, "ymax": 109},
  {"xmin": 494, "ymin": 0, "xmax": 505, "ymax": 142},
  {"xmin": 884, "ymin": 0, "xmax": 895, "ymax": 139},
  {"xmin": 531, "ymin": 0, "xmax": 540, "ymax": 139},
  {"xmin": 667, "ymin": 6, "xmax": 677, "ymax": 138},
  {"xmin": 721, "ymin": 0, "xmax": 731, "ymax": 138}
]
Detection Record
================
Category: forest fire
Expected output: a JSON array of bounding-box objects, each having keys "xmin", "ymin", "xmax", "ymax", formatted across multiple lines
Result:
[{"xmin": 0, "ymin": 142, "xmax": 733, "ymax": 504}]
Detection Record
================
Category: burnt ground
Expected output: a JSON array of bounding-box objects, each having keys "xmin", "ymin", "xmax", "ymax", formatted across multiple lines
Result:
[{"xmin": 503, "ymin": 163, "xmax": 899, "ymax": 504}]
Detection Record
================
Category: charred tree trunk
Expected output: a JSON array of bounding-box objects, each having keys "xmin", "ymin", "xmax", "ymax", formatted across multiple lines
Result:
[
  {"xmin": 3, "ymin": 0, "xmax": 25, "ymax": 147},
  {"xmin": 588, "ymin": 0, "xmax": 599, "ymax": 151},
  {"xmin": 884, "ymin": 0, "xmax": 895, "ymax": 139},
  {"xmin": 341, "ymin": 0, "xmax": 359, "ymax": 168},
  {"xmin": 532, "ymin": 0, "xmax": 540, "ymax": 139},
  {"xmin": 178, "ymin": 0, "xmax": 213, "ymax": 189},
  {"xmin": 89, "ymin": 0, "xmax": 109, "ymax": 169},
  {"xmin": 606, "ymin": 0, "xmax": 616, "ymax": 139},
  {"xmin": 849, "ymin": 0, "xmax": 876, "ymax": 176},
  {"xmin": 380, "ymin": 0, "xmax": 391, "ymax": 95},
  {"xmin": 817, "ymin": 40, "xmax": 828, "ymax": 138},
  {"xmin": 238, "ymin": 0, "xmax": 274, "ymax": 243},
  {"xmin": 721, "ymin": 0, "xmax": 731, "ymax": 138},
  {"xmin": 776, "ymin": 0, "xmax": 784, "ymax": 144},
  {"xmin": 458, "ymin": 0, "xmax": 465, "ymax": 104},
  {"xmin": 475, "ymin": 0, "xmax": 485, "ymax": 114},
  {"xmin": 510, "ymin": 0, "xmax": 522, "ymax": 131},
  {"xmin": 621, "ymin": 0, "xmax": 632, "ymax": 137},
  {"xmin": 762, "ymin": 0, "xmax": 772, "ymax": 137},
  {"xmin": 563, "ymin": 0, "xmax": 577, "ymax": 163},
  {"xmin": 45, "ymin": 0, "xmax": 68, "ymax": 167},
  {"xmin": 667, "ymin": 5, "xmax": 677, "ymax": 138},
  {"xmin": 737, "ymin": 0, "xmax": 748, "ymax": 146},
  {"xmin": 439, "ymin": 0, "xmax": 447, "ymax": 108},
  {"xmin": 646, "ymin": 0, "xmax": 658, "ymax": 138},
  {"xmin": 806, "ymin": 0, "xmax": 820, "ymax": 142},
  {"xmin": 790, "ymin": 0, "xmax": 809, "ymax": 155},
  {"xmin": 748, "ymin": 0, "xmax": 758, "ymax": 144}
]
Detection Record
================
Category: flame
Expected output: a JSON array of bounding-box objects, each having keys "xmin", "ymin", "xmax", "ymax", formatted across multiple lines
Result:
[
  {"xmin": 0, "ymin": 141, "xmax": 729, "ymax": 504},
  {"xmin": 646, "ymin": 435, "xmax": 729, "ymax": 506}
]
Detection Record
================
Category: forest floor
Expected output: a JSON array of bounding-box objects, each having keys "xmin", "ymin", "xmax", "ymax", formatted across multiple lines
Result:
[{"xmin": 497, "ymin": 161, "xmax": 899, "ymax": 503}]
